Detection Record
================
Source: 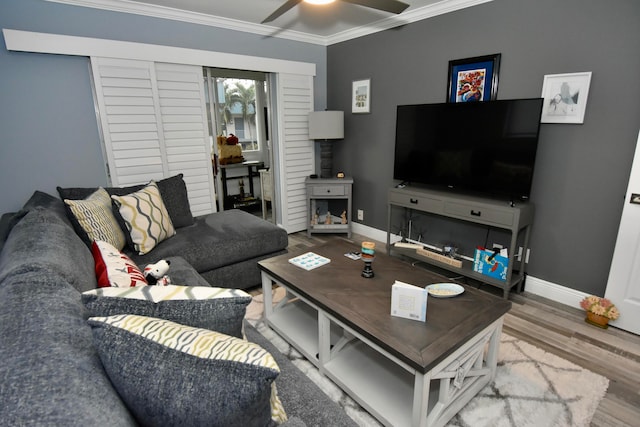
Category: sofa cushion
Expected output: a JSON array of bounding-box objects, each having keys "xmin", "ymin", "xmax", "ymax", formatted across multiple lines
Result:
[
  {"xmin": 57, "ymin": 174, "xmax": 194, "ymax": 229},
  {"xmin": 111, "ymin": 181, "xmax": 176, "ymax": 255},
  {"xmin": 91, "ymin": 240, "xmax": 148, "ymax": 288},
  {"xmin": 64, "ymin": 188, "xmax": 127, "ymax": 250},
  {"xmin": 128, "ymin": 209, "xmax": 288, "ymax": 277},
  {"xmin": 0, "ymin": 265, "xmax": 135, "ymax": 426},
  {"xmin": 88, "ymin": 314, "xmax": 286, "ymax": 427},
  {"xmin": 82, "ymin": 285, "xmax": 251, "ymax": 337},
  {"xmin": 0, "ymin": 207, "xmax": 97, "ymax": 293}
]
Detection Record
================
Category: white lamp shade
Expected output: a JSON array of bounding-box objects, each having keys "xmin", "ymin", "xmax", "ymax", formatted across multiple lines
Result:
[{"xmin": 308, "ymin": 111, "xmax": 344, "ymax": 140}]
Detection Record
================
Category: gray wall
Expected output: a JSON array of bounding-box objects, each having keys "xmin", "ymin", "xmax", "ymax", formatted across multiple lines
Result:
[
  {"xmin": 328, "ymin": 0, "xmax": 640, "ymax": 295},
  {"xmin": 0, "ymin": 0, "xmax": 326, "ymax": 213}
]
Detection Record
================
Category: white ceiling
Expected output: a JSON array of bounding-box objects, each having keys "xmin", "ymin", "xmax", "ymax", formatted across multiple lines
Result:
[{"xmin": 47, "ymin": 0, "xmax": 493, "ymax": 45}]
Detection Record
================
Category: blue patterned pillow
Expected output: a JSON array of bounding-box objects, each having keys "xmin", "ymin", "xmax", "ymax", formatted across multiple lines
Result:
[{"xmin": 88, "ymin": 315, "xmax": 287, "ymax": 426}]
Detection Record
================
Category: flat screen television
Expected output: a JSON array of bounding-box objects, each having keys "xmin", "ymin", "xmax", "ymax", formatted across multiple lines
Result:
[{"xmin": 393, "ymin": 98, "xmax": 544, "ymax": 202}]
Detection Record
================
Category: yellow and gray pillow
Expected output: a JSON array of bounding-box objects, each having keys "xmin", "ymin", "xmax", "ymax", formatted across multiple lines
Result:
[
  {"xmin": 64, "ymin": 188, "xmax": 126, "ymax": 250},
  {"xmin": 111, "ymin": 181, "xmax": 175, "ymax": 255},
  {"xmin": 88, "ymin": 314, "xmax": 287, "ymax": 426}
]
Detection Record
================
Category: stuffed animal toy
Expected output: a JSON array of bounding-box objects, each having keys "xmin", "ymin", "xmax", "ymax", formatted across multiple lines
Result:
[{"xmin": 143, "ymin": 259, "xmax": 171, "ymax": 286}]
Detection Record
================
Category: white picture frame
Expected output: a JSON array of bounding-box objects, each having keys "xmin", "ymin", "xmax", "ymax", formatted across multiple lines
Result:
[
  {"xmin": 352, "ymin": 79, "xmax": 371, "ymax": 114},
  {"xmin": 540, "ymin": 72, "xmax": 592, "ymax": 124}
]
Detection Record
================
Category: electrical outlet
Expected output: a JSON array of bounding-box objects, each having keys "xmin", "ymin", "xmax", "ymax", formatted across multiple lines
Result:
[{"xmin": 357, "ymin": 209, "xmax": 364, "ymax": 221}]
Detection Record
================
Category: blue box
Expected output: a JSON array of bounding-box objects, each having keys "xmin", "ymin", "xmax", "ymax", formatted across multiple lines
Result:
[{"xmin": 473, "ymin": 249, "xmax": 508, "ymax": 281}]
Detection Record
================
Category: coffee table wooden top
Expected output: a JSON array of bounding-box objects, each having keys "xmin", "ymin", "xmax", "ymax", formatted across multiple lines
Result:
[{"xmin": 258, "ymin": 240, "xmax": 511, "ymax": 372}]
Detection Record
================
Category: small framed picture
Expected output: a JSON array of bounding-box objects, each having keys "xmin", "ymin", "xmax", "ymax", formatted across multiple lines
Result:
[
  {"xmin": 540, "ymin": 72, "xmax": 592, "ymax": 124},
  {"xmin": 447, "ymin": 54, "xmax": 501, "ymax": 103},
  {"xmin": 352, "ymin": 79, "xmax": 371, "ymax": 113}
]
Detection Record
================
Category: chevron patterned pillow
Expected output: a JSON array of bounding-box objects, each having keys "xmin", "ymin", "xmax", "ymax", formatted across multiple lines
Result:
[{"xmin": 64, "ymin": 187, "xmax": 126, "ymax": 250}]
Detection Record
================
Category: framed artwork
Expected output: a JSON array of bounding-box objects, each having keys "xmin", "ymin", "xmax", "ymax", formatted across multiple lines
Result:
[
  {"xmin": 540, "ymin": 72, "xmax": 592, "ymax": 124},
  {"xmin": 352, "ymin": 79, "xmax": 370, "ymax": 113},
  {"xmin": 447, "ymin": 54, "xmax": 501, "ymax": 103}
]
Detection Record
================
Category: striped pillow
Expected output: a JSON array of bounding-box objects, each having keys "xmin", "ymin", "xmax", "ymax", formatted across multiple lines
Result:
[
  {"xmin": 111, "ymin": 181, "xmax": 175, "ymax": 255},
  {"xmin": 82, "ymin": 285, "xmax": 251, "ymax": 337},
  {"xmin": 64, "ymin": 187, "xmax": 126, "ymax": 250},
  {"xmin": 88, "ymin": 314, "xmax": 287, "ymax": 426}
]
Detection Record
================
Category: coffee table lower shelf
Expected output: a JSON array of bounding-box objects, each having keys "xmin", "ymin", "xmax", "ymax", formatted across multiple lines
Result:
[{"xmin": 262, "ymin": 273, "xmax": 504, "ymax": 427}]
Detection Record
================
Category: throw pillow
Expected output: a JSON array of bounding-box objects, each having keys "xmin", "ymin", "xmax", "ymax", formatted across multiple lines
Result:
[
  {"xmin": 88, "ymin": 314, "xmax": 287, "ymax": 427},
  {"xmin": 111, "ymin": 181, "xmax": 176, "ymax": 255},
  {"xmin": 57, "ymin": 174, "xmax": 194, "ymax": 229},
  {"xmin": 82, "ymin": 285, "xmax": 251, "ymax": 338},
  {"xmin": 64, "ymin": 188, "xmax": 126, "ymax": 250},
  {"xmin": 91, "ymin": 240, "xmax": 148, "ymax": 288}
]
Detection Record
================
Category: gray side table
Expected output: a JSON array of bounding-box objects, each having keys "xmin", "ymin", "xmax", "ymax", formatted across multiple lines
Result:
[{"xmin": 306, "ymin": 177, "xmax": 353, "ymax": 238}]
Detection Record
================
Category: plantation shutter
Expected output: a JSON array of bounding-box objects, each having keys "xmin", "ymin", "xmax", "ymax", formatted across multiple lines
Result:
[
  {"xmin": 273, "ymin": 73, "xmax": 315, "ymax": 233},
  {"xmin": 90, "ymin": 57, "xmax": 217, "ymax": 216}
]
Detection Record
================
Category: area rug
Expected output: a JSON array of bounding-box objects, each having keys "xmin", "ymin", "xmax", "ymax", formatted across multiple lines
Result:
[{"xmin": 248, "ymin": 299, "xmax": 609, "ymax": 427}]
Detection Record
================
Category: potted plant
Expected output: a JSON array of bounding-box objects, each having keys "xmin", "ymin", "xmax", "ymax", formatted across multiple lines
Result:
[{"xmin": 580, "ymin": 296, "xmax": 620, "ymax": 329}]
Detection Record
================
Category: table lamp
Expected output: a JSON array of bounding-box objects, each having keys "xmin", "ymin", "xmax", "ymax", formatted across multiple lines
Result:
[{"xmin": 308, "ymin": 110, "xmax": 344, "ymax": 179}]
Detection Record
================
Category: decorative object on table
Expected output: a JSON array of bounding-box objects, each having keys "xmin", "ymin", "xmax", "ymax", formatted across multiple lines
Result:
[
  {"xmin": 390, "ymin": 280, "xmax": 427, "ymax": 321},
  {"xmin": 288, "ymin": 252, "xmax": 331, "ymax": 271},
  {"xmin": 340, "ymin": 210, "xmax": 347, "ymax": 224},
  {"xmin": 580, "ymin": 295, "xmax": 620, "ymax": 329},
  {"xmin": 324, "ymin": 211, "xmax": 332, "ymax": 224},
  {"xmin": 447, "ymin": 53, "xmax": 501, "ymax": 103},
  {"xmin": 425, "ymin": 283, "xmax": 464, "ymax": 298},
  {"xmin": 308, "ymin": 111, "xmax": 344, "ymax": 178},
  {"xmin": 361, "ymin": 241, "xmax": 375, "ymax": 278},
  {"xmin": 143, "ymin": 259, "xmax": 171, "ymax": 286},
  {"xmin": 473, "ymin": 247, "xmax": 509, "ymax": 281},
  {"xmin": 540, "ymin": 71, "xmax": 592, "ymax": 124},
  {"xmin": 352, "ymin": 78, "xmax": 371, "ymax": 113},
  {"xmin": 217, "ymin": 134, "xmax": 244, "ymax": 165}
]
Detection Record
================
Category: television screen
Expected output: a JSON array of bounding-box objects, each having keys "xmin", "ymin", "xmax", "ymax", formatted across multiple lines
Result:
[{"xmin": 393, "ymin": 98, "xmax": 543, "ymax": 201}]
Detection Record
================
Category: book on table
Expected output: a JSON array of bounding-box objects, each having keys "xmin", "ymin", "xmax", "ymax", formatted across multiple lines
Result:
[
  {"xmin": 390, "ymin": 280, "xmax": 428, "ymax": 322},
  {"xmin": 288, "ymin": 252, "xmax": 331, "ymax": 271}
]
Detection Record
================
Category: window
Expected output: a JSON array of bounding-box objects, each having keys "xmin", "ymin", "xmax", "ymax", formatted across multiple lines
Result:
[{"xmin": 204, "ymin": 70, "xmax": 268, "ymax": 155}]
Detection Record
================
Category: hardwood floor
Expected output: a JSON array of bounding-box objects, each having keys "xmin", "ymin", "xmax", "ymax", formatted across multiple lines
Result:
[{"xmin": 285, "ymin": 232, "xmax": 640, "ymax": 427}]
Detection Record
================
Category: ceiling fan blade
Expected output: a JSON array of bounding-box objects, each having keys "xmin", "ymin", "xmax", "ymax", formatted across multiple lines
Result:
[
  {"xmin": 262, "ymin": 0, "xmax": 304, "ymax": 23},
  {"xmin": 341, "ymin": 0, "xmax": 410, "ymax": 14}
]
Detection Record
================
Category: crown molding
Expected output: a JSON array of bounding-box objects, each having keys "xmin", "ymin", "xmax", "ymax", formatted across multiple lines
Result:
[{"xmin": 45, "ymin": 0, "xmax": 493, "ymax": 46}]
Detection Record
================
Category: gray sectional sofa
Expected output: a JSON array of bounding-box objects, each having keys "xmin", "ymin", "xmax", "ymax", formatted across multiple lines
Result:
[{"xmin": 0, "ymin": 185, "xmax": 357, "ymax": 426}]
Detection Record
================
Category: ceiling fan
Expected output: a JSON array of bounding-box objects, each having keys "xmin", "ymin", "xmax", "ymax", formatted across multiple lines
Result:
[{"xmin": 262, "ymin": 0, "xmax": 410, "ymax": 24}]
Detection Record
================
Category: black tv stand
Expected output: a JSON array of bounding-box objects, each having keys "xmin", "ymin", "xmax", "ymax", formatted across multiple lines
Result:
[{"xmin": 386, "ymin": 186, "xmax": 534, "ymax": 298}]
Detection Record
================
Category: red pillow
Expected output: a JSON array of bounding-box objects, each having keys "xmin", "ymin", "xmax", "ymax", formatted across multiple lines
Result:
[{"xmin": 91, "ymin": 240, "xmax": 148, "ymax": 288}]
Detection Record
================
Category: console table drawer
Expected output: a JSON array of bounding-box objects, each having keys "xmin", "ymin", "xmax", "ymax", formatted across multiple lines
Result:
[
  {"xmin": 312, "ymin": 185, "xmax": 345, "ymax": 196},
  {"xmin": 389, "ymin": 191, "xmax": 442, "ymax": 212},
  {"xmin": 444, "ymin": 202, "xmax": 514, "ymax": 226}
]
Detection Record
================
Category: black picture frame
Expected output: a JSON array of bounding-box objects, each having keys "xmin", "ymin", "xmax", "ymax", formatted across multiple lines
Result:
[{"xmin": 447, "ymin": 53, "xmax": 501, "ymax": 103}]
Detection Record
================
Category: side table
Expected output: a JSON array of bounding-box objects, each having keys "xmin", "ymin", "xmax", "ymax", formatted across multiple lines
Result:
[{"xmin": 306, "ymin": 177, "xmax": 353, "ymax": 238}]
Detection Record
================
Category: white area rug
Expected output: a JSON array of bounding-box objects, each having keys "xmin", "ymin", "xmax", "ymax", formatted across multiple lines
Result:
[{"xmin": 247, "ymin": 293, "xmax": 609, "ymax": 427}]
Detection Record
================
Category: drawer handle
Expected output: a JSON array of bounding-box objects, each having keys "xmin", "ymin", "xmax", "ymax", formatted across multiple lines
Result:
[
  {"xmin": 327, "ymin": 189, "xmax": 331, "ymax": 193},
  {"xmin": 410, "ymin": 198, "xmax": 419, "ymax": 204},
  {"xmin": 470, "ymin": 210, "xmax": 481, "ymax": 217}
]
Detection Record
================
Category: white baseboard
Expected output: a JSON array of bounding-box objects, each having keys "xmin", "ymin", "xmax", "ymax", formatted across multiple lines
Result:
[
  {"xmin": 522, "ymin": 276, "xmax": 587, "ymax": 308},
  {"xmin": 352, "ymin": 223, "xmax": 585, "ymax": 310}
]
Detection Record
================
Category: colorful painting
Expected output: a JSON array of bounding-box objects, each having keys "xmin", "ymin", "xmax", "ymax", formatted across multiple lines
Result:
[{"xmin": 447, "ymin": 54, "xmax": 501, "ymax": 103}]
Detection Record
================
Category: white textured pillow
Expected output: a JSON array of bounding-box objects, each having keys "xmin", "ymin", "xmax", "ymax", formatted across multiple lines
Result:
[
  {"xmin": 64, "ymin": 187, "xmax": 126, "ymax": 250},
  {"xmin": 111, "ymin": 181, "xmax": 175, "ymax": 255}
]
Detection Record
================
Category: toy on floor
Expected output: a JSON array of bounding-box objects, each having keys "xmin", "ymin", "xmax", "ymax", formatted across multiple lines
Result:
[{"xmin": 143, "ymin": 259, "xmax": 171, "ymax": 286}]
